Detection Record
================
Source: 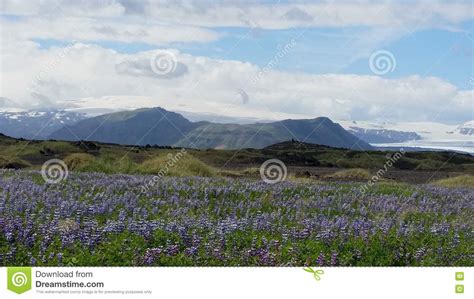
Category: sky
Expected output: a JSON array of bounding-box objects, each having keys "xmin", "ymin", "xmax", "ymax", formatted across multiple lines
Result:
[{"xmin": 0, "ymin": 0, "xmax": 473, "ymax": 124}]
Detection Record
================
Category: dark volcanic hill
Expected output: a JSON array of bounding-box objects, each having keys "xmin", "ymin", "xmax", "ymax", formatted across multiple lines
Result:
[
  {"xmin": 49, "ymin": 107, "xmax": 372, "ymax": 150},
  {"xmin": 49, "ymin": 107, "xmax": 200, "ymax": 146}
]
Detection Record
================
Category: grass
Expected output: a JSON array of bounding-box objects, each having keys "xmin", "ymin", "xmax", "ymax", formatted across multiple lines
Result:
[
  {"xmin": 40, "ymin": 141, "xmax": 78, "ymax": 154},
  {"xmin": 63, "ymin": 153, "xmax": 96, "ymax": 170},
  {"xmin": 324, "ymin": 168, "xmax": 372, "ymax": 180},
  {"xmin": 73, "ymin": 155, "xmax": 139, "ymax": 174},
  {"xmin": 0, "ymin": 137, "xmax": 472, "ymax": 181},
  {"xmin": 0, "ymin": 155, "xmax": 31, "ymax": 169},
  {"xmin": 139, "ymin": 152, "xmax": 217, "ymax": 177},
  {"xmin": 369, "ymin": 182, "xmax": 415, "ymax": 197},
  {"xmin": 61, "ymin": 150, "xmax": 219, "ymax": 177},
  {"xmin": 432, "ymin": 175, "xmax": 474, "ymax": 188}
]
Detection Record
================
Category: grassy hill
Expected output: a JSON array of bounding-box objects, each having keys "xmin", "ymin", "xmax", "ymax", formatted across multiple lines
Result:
[{"xmin": 1, "ymin": 134, "xmax": 473, "ymax": 184}]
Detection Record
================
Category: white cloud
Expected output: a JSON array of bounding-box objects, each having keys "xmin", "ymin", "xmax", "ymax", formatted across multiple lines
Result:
[
  {"xmin": 0, "ymin": 43, "xmax": 471, "ymax": 123},
  {"xmin": 0, "ymin": 16, "xmax": 220, "ymax": 45},
  {"xmin": 2, "ymin": 0, "xmax": 472, "ymax": 30},
  {"xmin": 0, "ymin": 1, "xmax": 471, "ymax": 123}
]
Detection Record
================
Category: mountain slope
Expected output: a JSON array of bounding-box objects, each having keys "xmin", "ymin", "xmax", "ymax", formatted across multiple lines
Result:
[
  {"xmin": 50, "ymin": 107, "xmax": 200, "ymax": 145},
  {"xmin": 49, "ymin": 107, "xmax": 372, "ymax": 150},
  {"xmin": 177, "ymin": 118, "xmax": 370, "ymax": 150},
  {"xmin": 0, "ymin": 110, "xmax": 87, "ymax": 139}
]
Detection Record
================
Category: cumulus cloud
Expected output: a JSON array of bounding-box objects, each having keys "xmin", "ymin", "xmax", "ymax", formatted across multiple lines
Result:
[{"xmin": 0, "ymin": 42, "xmax": 471, "ymax": 122}]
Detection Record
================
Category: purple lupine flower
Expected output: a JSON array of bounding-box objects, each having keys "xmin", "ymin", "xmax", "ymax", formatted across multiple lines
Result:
[
  {"xmin": 57, "ymin": 253, "xmax": 63, "ymax": 266},
  {"xmin": 330, "ymin": 252, "xmax": 338, "ymax": 266},
  {"xmin": 316, "ymin": 252, "xmax": 325, "ymax": 266},
  {"xmin": 414, "ymin": 247, "xmax": 427, "ymax": 263},
  {"xmin": 0, "ymin": 170, "xmax": 471, "ymax": 267}
]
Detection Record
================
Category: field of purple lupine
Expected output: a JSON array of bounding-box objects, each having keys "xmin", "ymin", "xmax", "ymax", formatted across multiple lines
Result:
[{"xmin": 0, "ymin": 170, "xmax": 472, "ymax": 266}]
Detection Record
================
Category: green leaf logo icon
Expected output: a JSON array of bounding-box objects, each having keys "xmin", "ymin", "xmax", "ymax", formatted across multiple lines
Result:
[{"xmin": 7, "ymin": 267, "xmax": 32, "ymax": 294}]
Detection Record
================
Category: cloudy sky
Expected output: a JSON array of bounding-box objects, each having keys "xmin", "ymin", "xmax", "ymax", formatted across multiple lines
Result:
[{"xmin": 0, "ymin": 0, "xmax": 473, "ymax": 123}]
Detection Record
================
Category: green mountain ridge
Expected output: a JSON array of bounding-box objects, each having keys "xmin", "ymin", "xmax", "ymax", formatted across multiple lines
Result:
[{"xmin": 49, "ymin": 107, "xmax": 373, "ymax": 150}]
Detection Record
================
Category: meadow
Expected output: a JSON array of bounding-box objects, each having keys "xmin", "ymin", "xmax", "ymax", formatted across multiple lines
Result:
[{"xmin": 1, "ymin": 170, "xmax": 472, "ymax": 267}]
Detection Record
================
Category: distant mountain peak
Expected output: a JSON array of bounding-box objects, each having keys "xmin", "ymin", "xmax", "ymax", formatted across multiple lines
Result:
[{"xmin": 0, "ymin": 110, "xmax": 87, "ymax": 139}]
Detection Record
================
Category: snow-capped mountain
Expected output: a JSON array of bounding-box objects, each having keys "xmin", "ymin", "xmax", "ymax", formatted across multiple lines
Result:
[
  {"xmin": 456, "ymin": 120, "xmax": 474, "ymax": 136},
  {"xmin": 0, "ymin": 110, "xmax": 88, "ymax": 139},
  {"xmin": 339, "ymin": 120, "xmax": 474, "ymax": 154},
  {"xmin": 340, "ymin": 123, "xmax": 421, "ymax": 143}
]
